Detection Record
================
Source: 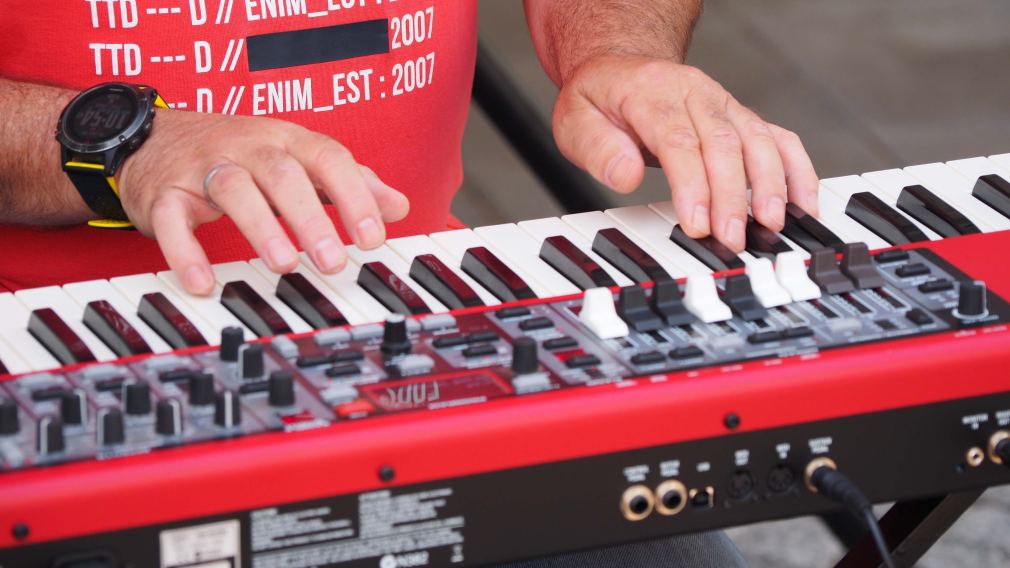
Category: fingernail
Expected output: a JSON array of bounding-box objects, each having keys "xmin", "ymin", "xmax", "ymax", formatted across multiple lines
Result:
[
  {"xmin": 691, "ymin": 204, "xmax": 710, "ymax": 234},
  {"xmin": 184, "ymin": 265, "xmax": 214, "ymax": 294},
  {"xmin": 768, "ymin": 196, "xmax": 786, "ymax": 226},
  {"xmin": 355, "ymin": 217, "xmax": 384, "ymax": 248},
  {"xmin": 314, "ymin": 237, "xmax": 345, "ymax": 272},
  {"xmin": 725, "ymin": 217, "xmax": 746, "ymax": 251},
  {"xmin": 265, "ymin": 237, "xmax": 298, "ymax": 270},
  {"xmin": 605, "ymin": 155, "xmax": 634, "ymax": 191}
]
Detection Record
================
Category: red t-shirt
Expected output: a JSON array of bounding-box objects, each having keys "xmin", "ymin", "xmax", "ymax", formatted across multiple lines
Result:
[{"xmin": 0, "ymin": 0, "xmax": 477, "ymax": 291}]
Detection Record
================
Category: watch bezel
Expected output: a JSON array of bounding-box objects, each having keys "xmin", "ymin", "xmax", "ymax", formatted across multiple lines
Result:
[{"xmin": 57, "ymin": 82, "xmax": 157, "ymax": 157}]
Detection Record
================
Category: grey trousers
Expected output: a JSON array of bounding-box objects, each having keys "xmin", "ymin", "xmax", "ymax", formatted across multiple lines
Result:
[{"xmin": 493, "ymin": 531, "xmax": 748, "ymax": 567}]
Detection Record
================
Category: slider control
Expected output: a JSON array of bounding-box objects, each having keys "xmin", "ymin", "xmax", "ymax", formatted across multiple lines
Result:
[
  {"xmin": 683, "ymin": 274, "xmax": 732, "ymax": 323},
  {"xmin": 775, "ymin": 252, "xmax": 821, "ymax": 302},
  {"xmin": 579, "ymin": 288, "xmax": 629, "ymax": 339}
]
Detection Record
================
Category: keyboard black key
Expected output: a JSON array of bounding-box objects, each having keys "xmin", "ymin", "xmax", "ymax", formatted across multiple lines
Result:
[
  {"xmin": 276, "ymin": 273, "xmax": 348, "ymax": 329},
  {"xmin": 896, "ymin": 185, "xmax": 981, "ymax": 237},
  {"xmin": 138, "ymin": 292, "xmax": 208, "ymax": 348},
  {"xmin": 410, "ymin": 254, "xmax": 484, "ymax": 310},
  {"xmin": 83, "ymin": 300, "xmax": 152, "ymax": 357},
  {"xmin": 782, "ymin": 204, "xmax": 846, "ymax": 253},
  {"xmin": 539, "ymin": 235, "xmax": 617, "ymax": 290},
  {"xmin": 591, "ymin": 228, "xmax": 671, "ymax": 283},
  {"xmin": 28, "ymin": 308, "xmax": 96, "ymax": 365},
  {"xmin": 972, "ymin": 174, "xmax": 1010, "ymax": 219},
  {"xmin": 0, "ymin": 358, "xmax": 8, "ymax": 376},
  {"xmin": 220, "ymin": 281, "xmax": 293, "ymax": 337},
  {"xmin": 668, "ymin": 225, "xmax": 745, "ymax": 272},
  {"xmin": 357, "ymin": 261, "xmax": 431, "ymax": 315},
  {"xmin": 845, "ymin": 192, "xmax": 929, "ymax": 244},
  {"xmin": 744, "ymin": 217, "xmax": 794, "ymax": 259},
  {"xmin": 461, "ymin": 247, "xmax": 537, "ymax": 302}
]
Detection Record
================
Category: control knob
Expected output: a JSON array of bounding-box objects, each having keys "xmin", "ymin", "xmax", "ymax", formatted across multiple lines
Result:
[
  {"xmin": 98, "ymin": 408, "xmax": 125, "ymax": 446},
  {"xmin": 380, "ymin": 314, "xmax": 411, "ymax": 357},
  {"xmin": 188, "ymin": 372, "xmax": 216, "ymax": 406},
  {"xmin": 220, "ymin": 326, "xmax": 244, "ymax": 362},
  {"xmin": 0, "ymin": 398, "xmax": 20, "ymax": 436},
  {"xmin": 954, "ymin": 280, "xmax": 988, "ymax": 321},
  {"xmin": 124, "ymin": 382, "xmax": 152, "ymax": 416},
  {"xmin": 156, "ymin": 399, "xmax": 183, "ymax": 436},
  {"xmin": 511, "ymin": 336, "xmax": 539, "ymax": 375},
  {"xmin": 268, "ymin": 371, "xmax": 296, "ymax": 407}
]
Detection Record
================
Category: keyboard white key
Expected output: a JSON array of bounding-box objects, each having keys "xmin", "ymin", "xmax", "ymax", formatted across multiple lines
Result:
[
  {"xmin": 0, "ymin": 335, "xmax": 30, "ymax": 375},
  {"xmin": 903, "ymin": 162, "xmax": 1010, "ymax": 231},
  {"xmin": 0, "ymin": 293, "xmax": 60, "ymax": 371},
  {"xmin": 646, "ymin": 202, "xmax": 762, "ymax": 267},
  {"xmin": 605, "ymin": 205, "xmax": 712, "ymax": 276},
  {"xmin": 14, "ymin": 286, "xmax": 116, "ymax": 362},
  {"xmin": 813, "ymin": 184, "xmax": 891, "ymax": 249},
  {"xmin": 430, "ymin": 228, "xmax": 548, "ymax": 297},
  {"xmin": 248, "ymin": 259, "xmax": 369, "ymax": 325},
  {"xmin": 518, "ymin": 217, "xmax": 634, "ymax": 287},
  {"xmin": 63, "ymin": 280, "xmax": 172, "ymax": 353},
  {"xmin": 822, "ymin": 175, "xmax": 942, "ymax": 241},
  {"xmin": 158, "ymin": 271, "xmax": 254, "ymax": 338},
  {"xmin": 344, "ymin": 244, "xmax": 449, "ymax": 313},
  {"xmin": 989, "ymin": 153, "xmax": 1010, "ymax": 172},
  {"xmin": 560, "ymin": 211, "xmax": 689, "ymax": 279},
  {"xmin": 110, "ymin": 273, "xmax": 221, "ymax": 346},
  {"xmin": 473, "ymin": 223, "xmax": 580, "ymax": 297},
  {"xmin": 947, "ymin": 156, "xmax": 1010, "ymax": 185},
  {"xmin": 298, "ymin": 254, "xmax": 391, "ymax": 324},
  {"xmin": 211, "ymin": 261, "xmax": 312, "ymax": 334},
  {"xmin": 385, "ymin": 235, "xmax": 501, "ymax": 306}
]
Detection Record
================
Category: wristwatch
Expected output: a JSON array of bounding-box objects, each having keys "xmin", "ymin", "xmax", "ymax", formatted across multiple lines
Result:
[{"xmin": 56, "ymin": 82, "xmax": 168, "ymax": 229}]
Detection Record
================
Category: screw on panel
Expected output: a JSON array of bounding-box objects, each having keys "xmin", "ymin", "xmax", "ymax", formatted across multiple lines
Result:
[
  {"xmin": 11, "ymin": 523, "xmax": 29, "ymax": 541},
  {"xmin": 724, "ymin": 413, "xmax": 741, "ymax": 430},
  {"xmin": 379, "ymin": 465, "xmax": 396, "ymax": 483}
]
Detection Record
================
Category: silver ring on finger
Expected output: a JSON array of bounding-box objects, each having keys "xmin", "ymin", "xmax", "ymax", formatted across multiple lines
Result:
[{"xmin": 202, "ymin": 164, "xmax": 231, "ymax": 211}]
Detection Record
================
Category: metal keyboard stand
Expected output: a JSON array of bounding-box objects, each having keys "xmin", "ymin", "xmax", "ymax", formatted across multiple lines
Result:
[
  {"xmin": 835, "ymin": 489, "xmax": 983, "ymax": 568},
  {"xmin": 471, "ymin": 42, "xmax": 611, "ymax": 214}
]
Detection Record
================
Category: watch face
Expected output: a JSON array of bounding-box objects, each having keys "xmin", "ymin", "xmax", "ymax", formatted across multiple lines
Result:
[{"xmin": 67, "ymin": 90, "xmax": 138, "ymax": 144}]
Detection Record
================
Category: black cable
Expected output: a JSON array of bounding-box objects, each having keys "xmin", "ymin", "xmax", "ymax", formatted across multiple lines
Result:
[{"xmin": 810, "ymin": 465, "xmax": 896, "ymax": 568}]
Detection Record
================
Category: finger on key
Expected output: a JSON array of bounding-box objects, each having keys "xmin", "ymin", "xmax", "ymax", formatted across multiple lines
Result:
[
  {"xmin": 359, "ymin": 165, "xmax": 411, "ymax": 223},
  {"xmin": 727, "ymin": 102, "xmax": 787, "ymax": 231},
  {"xmin": 621, "ymin": 95, "xmax": 711, "ymax": 238},
  {"xmin": 685, "ymin": 90, "xmax": 748, "ymax": 251},
  {"xmin": 247, "ymin": 148, "xmax": 347, "ymax": 274},
  {"xmin": 770, "ymin": 124, "xmax": 820, "ymax": 217},
  {"xmin": 150, "ymin": 194, "xmax": 216, "ymax": 296},
  {"xmin": 291, "ymin": 134, "xmax": 386, "ymax": 250},
  {"xmin": 205, "ymin": 162, "xmax": 300, "ymax": 273},
  {"xmin": 552, "ymin": 94, "xmax": 644, "ymax": 194}
]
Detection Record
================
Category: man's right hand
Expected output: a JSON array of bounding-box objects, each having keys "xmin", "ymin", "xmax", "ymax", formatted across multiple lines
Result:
[{"xmin": 116, "ymin": 109, "xmax": 410, "ymax": 296}]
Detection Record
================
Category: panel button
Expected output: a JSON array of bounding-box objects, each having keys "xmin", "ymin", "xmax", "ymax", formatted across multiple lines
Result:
[
  {"xmin": 895, "ymin": 263, "xmax": 930, "ymax": 278},
  {"xmin": 325, "ymin": 363, "xmax": 361, "ymax": 378},
  {"xmin": 495, "ymin": 306, "xmax": 531, "ymax": 320},
  {"xmin": 335, "ymin": 399, "xmax": 374, "ymax": 419},
  {"xmin": 918, "ymin": 279, "xmax": 954, "ymax": 294},
  {"xmin": 669, "ymin": 345, "xmax": 704, "ymax": 360},
  {"xmin": 782, "ymin": 326, "xmax": 814, "ymax": 339},
  {"xmin": 630, "ymin": 351, "xmax": 666, "ymax": 366},
  {"xmin": 874, "ymin": 249, "xmax": 910, "ymax": 264},
  {"xmin": 467, "ymin": 331, "xmax": 500, "ymax": 344},
  {"xmin": 432, "ymin": 335, "xmax": 467, "ymax": 349},
  {"xmin": 747, "ymin": 330, "xmax": 782, "ymax": 344},
  {"xmin": 519, "ymin": 316, "xmax": 554, "ymax": 331},
  {"xmin": 543, "ymin": 336, "xmax": 578, "ymax": 351},
  {"xmin": 905, "ymin": 308, "xmax": 933, "ymax": 326},
  {"xmin": 463, "ymin": 344, "xmax": 498, "ymax": 358},
  {"xmin": 421, "ymin": 314, "xmax": 458, "ymax": 331},
  {"xmin": 565, "ymin": 354, "xmax": 601, "ymax": 369},
  {"xmin": 394, "ymin": 354, "xmax": 436, "ymax": 376}
]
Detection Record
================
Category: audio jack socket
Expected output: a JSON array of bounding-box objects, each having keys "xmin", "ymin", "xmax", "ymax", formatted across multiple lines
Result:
[
  {"xmin": 620, "ymin": 485, "xmax": 655, "ymax": 522},
  {"xmin": 654, "ymin": 480, "xmax": 688, "ymax": 516},
  {"xmin": 988, "ymin": 430, "xmax": 1010, "ymax": 466},
  {"xmin": 804, "ymin": 456, "xmax": 838, "ymax": 493}
]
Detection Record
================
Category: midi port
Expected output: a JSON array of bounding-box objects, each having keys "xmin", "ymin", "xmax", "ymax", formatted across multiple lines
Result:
[
  {"xmin": 727, "ymin": 469, "xmax": 756, "ymax": 500},
  {"xmin": 767, "ymin": 463, "xmax": 796, "ymax": 494},
  {"xmin": 988, "ymin": 430, "xmax": 1010, "ymax": 465},
  {"xmin": 620, "ymin": 484, "xmax": 655, "ymax": 521},
  {"xmin": 689, "ymin": 486, "xmax": 715, "ymax": 509},
  {"xmin": 654, "ymin": 480, "xmax": 688, "ymax": 516}
]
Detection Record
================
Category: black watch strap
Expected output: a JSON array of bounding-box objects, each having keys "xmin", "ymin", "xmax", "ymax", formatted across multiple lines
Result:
[{"xmin": 64, "ymin": 162, "xmax": 131, "ymax": 227}]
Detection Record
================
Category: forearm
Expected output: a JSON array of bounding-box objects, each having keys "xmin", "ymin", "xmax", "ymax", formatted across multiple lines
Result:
[
  {"xmin": 524, "ymin": 0, "xmax": 703, "ymax": 85},
  {"xmin": 0, "ymin": 77, "xmax": 91, "ymax": 225}
]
